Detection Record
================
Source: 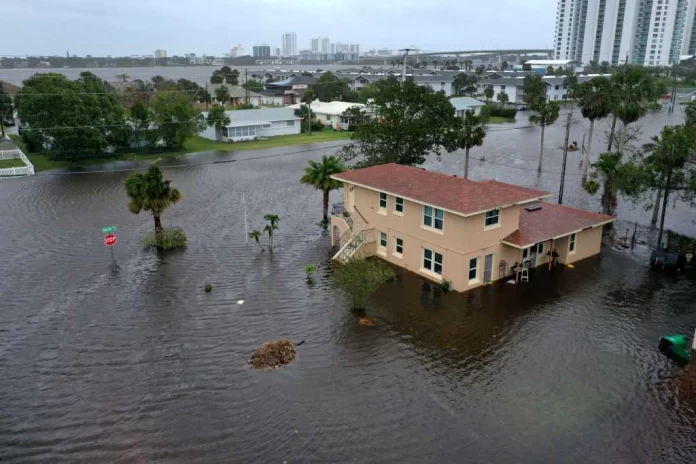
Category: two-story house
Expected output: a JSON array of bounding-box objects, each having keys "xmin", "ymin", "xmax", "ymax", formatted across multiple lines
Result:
[{"xmin": 330, "ymin": 164, "xmax": 614, "ymax": 292}]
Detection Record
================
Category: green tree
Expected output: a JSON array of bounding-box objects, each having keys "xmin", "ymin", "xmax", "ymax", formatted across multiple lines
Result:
[
  {"xmin": 453, "ymin": 74, "xmax": 477, "ymax": 95},
  {"xmin": 149, "ymin": 92, "xmax": 205, "ymax": 148},
  {"xmin": 214, "ymin": 85, "xmax": 230, "ymax": 103},
  {"xmin": 124, "ymin": 164, "xmax": 182, "ymax": 241},
  {"xmin": 522, "ymin": 62, "xmax": 532, "ymax": 72},
  {"xmin": 227, "ymin": 69, "xmax": 240, "ymax": 85},
  {"xmin": 302, "ymin": 89, "xmax": 315, "ymax": 136},
  {"xmin": 263, "ymin": 214, "xmax": 280, "ymax": 251},
  {"xmin": 574, "ymin": 76, "xmax": 612, "ymax": 181},
  {"xmin": 483, "ymin": 86, "xmax": 494, "ymax": 102},
  {"xmin": 210, "ymin": 70, "xmax": 224, "ymax": 84},
  {"xmin": 529, "ymin": 101, "xmax": 560, "ymax": 171},
  {"xmin": 599, "ymin": 61, "xmax": 611, "ymax": 73},
  {"xmin": 582, "ymin": 152, "xmax": 648, "ymax": 216},
  {"xmin": 243, "ymin": 79, "xmax": 263, "ymax": 91},
  {"xmin": 333, "ymin": 257, "xmax": 395, "ymax": 310},
  {"xmin": 0, "ymin": 83, "xmax": 13, "ymax": 138},
  {"xmin": 357, "ymin": 83, "xmax": 380, "ymax": 103},
  {"xmin": 129, "ymin": 101, "xmax": 150, "ymax": 147},
  {"xmin": 206, "ymin": 106, "xmax": 231, "ymax": 141},
  {"xmin": 313, "ymin": 72, "xmax": 350, "ymax": 102},
  {"xmin": 115, "ymin": 73, "xmax": 130, "ymax": 84},
  {"xmin": 339, "ymin": 78, "xmax": 463, "ymax": 167},
  {"xmin": 496, "ymin": 90, "xmax": 509, "ymax": 106},
  {"xmin": 432, "ymin": 59, "xmax": 439, "ymax": 70},
  {"xmin": 522, "ymin": 74, "xmax": 547, "ymax": 107},
  {"xmin": 546, "ymin": 66, "xmax": 555, "ymax": 75},
  {"xmin": 458, "ymin": 109, "xmax": 486, "ymax": 179},
  {"xmin": 300, "ymin": 155, "xmax": 346, "ymax": 221},
  {"xmin": 502, "ymin": 61, "xmax": 509, "ymax": 71}
]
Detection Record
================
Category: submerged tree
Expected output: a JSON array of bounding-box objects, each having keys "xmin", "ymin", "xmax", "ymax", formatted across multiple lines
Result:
[
  {"xmin": 206, "ymin": 106, "xmax": 231, "ymax": 141},
  {"xmin": 574, "ymin": 76, "xmax": 612, "ymax": 181},
  {"xmin": 529, "ymin": 100, "xmax": 560, "ymax": 171},
  {"xmin": 300, "ymin": 155, "xmax": 346, "ymax": 221},
  {"xmin": 333, "ymin": 257, "xmax": 395, "ymax": 310},
  {"xmin": 124, "ymin": 164, "xmax": 182, "ymax": 242},
  {"xmin": 458, "ymin": 109, "xmax": 486, "ymax": 179},
  {"xmin": 263, "ymin": 214, "xmax": 280, "ymax": 251}
]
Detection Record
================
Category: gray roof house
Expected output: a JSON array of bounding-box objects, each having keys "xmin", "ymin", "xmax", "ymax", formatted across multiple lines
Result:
[{"xmin": 200, "ymin": 107, "xmax": 302, "ymax": 142}]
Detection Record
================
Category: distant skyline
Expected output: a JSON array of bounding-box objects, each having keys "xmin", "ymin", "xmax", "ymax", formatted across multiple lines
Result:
[{"xmin": 4, "ymin": 0, "xmax": 556, "ymax": 56}]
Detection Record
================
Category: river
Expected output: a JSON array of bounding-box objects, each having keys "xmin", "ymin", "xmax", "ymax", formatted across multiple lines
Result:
[{"xmin": 0, "ymin": 113, "xmax": 695, "ymax": 462}]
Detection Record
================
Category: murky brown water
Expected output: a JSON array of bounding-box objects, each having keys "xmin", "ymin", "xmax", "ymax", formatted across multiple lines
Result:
[{"xmin": 1, "ymin": 113, "xmax": 695, "ymax": 463}]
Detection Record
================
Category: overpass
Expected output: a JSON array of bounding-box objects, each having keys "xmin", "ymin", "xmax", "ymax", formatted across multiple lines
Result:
[{"xmin": 410, "ymin": 49, "xmax": 553, "ymax": 59}]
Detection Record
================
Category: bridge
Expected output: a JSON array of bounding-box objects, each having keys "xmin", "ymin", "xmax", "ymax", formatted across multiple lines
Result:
[{"xmin": 409, "ymin": 49, "xmax": 554, "ymax": 59}]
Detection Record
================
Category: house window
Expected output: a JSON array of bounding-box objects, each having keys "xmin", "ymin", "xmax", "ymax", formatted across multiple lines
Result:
[
  {"xmin": 569, "ymin": 233, "xmax": 577, "ymax": 253},
  {"xmin": 468, "ymin": 257, "xmax": 478, "ymax": 281},
  {"xmin": 484, "ymin": 209, "xmax": 500, "ymax": 227},
  {"xmin": 423, "ymin": 248, "xmax": 443, "ymax": 275},
  {"xmin": 537, "ymin": 242, "xmax": 544, "ymax": 255},
  {"xmin": 395, "ymin": 197, "xmax": 404, "ymax": 213},
  {"xmin": 395, "ymin": 238, "xmax": 403, "ymax": 255},
  {"xmin": 380, "ymin": 232, "xmax": 387, "ymax": 248},
  {"xmin": 222, "ymin": 127, "xmax": 229, "ymax": 137},
  {"xmin": 379, "ymin": 192, "xmax": 387, "ymax": 209},
  {"xmin": 287, "ymin": 120, "xmax": 295, "ymax": 126},
  {"xmin": 423, "ymin": 206, "xmax": 444, "ymax": 230}
]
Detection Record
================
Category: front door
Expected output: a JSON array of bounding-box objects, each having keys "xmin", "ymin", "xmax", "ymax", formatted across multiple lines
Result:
[
  {"xmin": 529, "ymin": 246, "xmax": 538, "ymax": 267},
  {"xmin": 484, "ymin": 254, "xmax": 494, "ymax": 282}
]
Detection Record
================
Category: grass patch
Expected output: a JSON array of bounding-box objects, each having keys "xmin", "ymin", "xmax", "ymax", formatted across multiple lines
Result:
[
  {"xmin": 142, "ymin": 227, "xmax": 187, "ymax": 250},
  {"xmin": 0, "ymin": 158, "xmax": 26, "ymax": 168},
  {"xmin": 486, "ymin": 116, "xmax": 516, "ymax": 123},
  {"xmin": 12, "ymin": 132, "xmax": 352, "ymax": 172}
]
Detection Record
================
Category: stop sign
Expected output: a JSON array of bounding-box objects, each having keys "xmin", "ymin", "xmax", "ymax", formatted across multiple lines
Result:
[{"xmin": 104, "ymin": 234, "xmax": 118, "ymax": 247}]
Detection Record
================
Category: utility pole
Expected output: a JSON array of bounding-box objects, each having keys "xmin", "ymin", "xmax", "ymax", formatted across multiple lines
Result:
[
  {"xmin": 656, "ymin": 144, "xmax": 675, "ymax": 250},
  {"xmin": 245, "ymin": 68, "xmax": 249, "ymax": 105},
  {"xmin": 558, "ymin": 109, "xmax": 573, "ymax": 205},
  {"xmin": 399, "ymin": 48, "xmax": 413, "ymax": 82},
  {"xmin": 205, "ymin": 81, "xmax": 209, "ymax": 111}
]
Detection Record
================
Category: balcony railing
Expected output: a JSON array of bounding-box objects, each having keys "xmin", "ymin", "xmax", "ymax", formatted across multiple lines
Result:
[{"xmin": 332, "ymin": 202, "xmax": 345, "ymax": 216}]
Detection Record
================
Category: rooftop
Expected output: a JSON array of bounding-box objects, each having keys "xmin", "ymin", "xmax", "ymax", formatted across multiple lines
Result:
[
  {"xmin": 288, "ymin": 100, "xmax": 365, "ymax": 115},
  {"xmin": 332, "ymin": 164, "xmax": 549, "ymax": 216},
  {"xmin": 201, "ymin": 107, "xmax": 301, "ymax": 127},
  {"xmin": 450, "ymin": 96, "xmax": 485, "ymax": 110},
  {"xmin": 502, "ymin": 201, "xmax": 615, "ymax": 248},
  {"xmin": 523, "ymin": 60, "xmax": 580, "ymax": 66}
]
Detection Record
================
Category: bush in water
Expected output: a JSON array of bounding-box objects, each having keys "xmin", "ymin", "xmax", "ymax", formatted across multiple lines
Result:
[{"xmin": 143, "ymin": 227, "xmax": 187, "ymax": 250}]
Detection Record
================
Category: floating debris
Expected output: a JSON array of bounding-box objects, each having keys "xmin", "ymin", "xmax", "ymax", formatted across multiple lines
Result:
[
  {"xmin": 204, "ymin": 284, "xmax": 212, "ymax": 293},
  {"xmin": 237, "ymin": 300, "xmax": 244, "ymax": 305},
  {"xmin": 357, "ymin": 317, "xmax": 375, "ymax": 327},
  {"xmin": 249, "ymin": 340, "xmax": 296, "ymax": 370}
]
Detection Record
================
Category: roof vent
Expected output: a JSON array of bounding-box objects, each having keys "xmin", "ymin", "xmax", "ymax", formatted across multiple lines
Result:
[{"xmin": 525, "ymin": 205, "xmax": 543, "ymax": 212}]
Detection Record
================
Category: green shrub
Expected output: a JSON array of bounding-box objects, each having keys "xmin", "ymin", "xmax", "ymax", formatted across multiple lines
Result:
[
  {"xmin": 441, "ymin": 279, "xmax": 451, "ymax": 292},
  {"xmin": 488, "ymin": 106, "xmax": 518, "ymax": 119},
  {"xmin": 310, "ymin": 121, "xmax": 325, "ymax": 132},
  {"xmin": 304, "ymin": 264, "xmax": 317, "ymax": 278},
  {"xmin": 333, "ymin": 257, "xmax": 396, "ymax": 309},
  {"xmin": 204, "ymin": 284, "xmax": 212, "ymax": 293},
  {"xmin": 143, "ymin": 227, "xmax": 188, "ymax": 250}
]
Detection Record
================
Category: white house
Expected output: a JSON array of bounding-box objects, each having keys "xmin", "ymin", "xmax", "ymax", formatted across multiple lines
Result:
[
  {"xmin": 200, "ymin": 107, "xmax": 301, "ymax": 142},
  {"xmin": 476, "ymin": 78, "xmax": 523, "ymax": 103},
  {"xmin": 289, "ymin": 100, "xmax": 365, "ymax": 129},
  {"xmin": 257, "ymin": 89, "xmax": 286, "ymax": 106},
  {"xmin": 450, "ymin": 97, "xmax": 486, "ymax": 117}
]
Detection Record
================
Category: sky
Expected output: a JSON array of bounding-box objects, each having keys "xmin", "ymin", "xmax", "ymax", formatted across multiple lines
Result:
[{"xmin": 4, "ymin": 0, "xmax": 557, "ymax": 57}]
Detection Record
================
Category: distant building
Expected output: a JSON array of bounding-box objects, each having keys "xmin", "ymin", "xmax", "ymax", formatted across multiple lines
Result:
[
  {"xmin": 253, "ymin": 45, "xmax": 271, "ymax": 58},
  {"xmin": 282, "ymin": 33, "xmax": 297, "ymax": 56},
  {"xmin": 332, "ymin": 43, "xmax": 360, "ymax": 59},
  {"xmin": 288, "ymin": 100, "xmax": 366, "ymax": 129},
  {"xmin": 321, "ymin": 37, "xmax": 331, "ymax": 54},
  {"xmin": 230, "ymin": 45, "xmax": 244, "ymax": 58},
  {"xmin": 311, "ymin": 38, "xmax": 320, "ymax": 53},
  {"xmin": 154, "ymin": 49, "xmax": 167, "ymax": 59},
  {"xmin": 274, "ymin": 47, "xmax": 281, "ymax": 57}
]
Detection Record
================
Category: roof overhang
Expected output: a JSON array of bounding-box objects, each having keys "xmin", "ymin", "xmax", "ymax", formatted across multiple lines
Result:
[{"xmin": 501, "ymin": 218, "xmax": 616, "ymax": 249}]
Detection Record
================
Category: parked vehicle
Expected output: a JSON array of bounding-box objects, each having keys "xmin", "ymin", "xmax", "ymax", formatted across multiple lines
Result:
[{"xmin": 516, "ymin": 105, "xmax": 528, "ymax": 111}]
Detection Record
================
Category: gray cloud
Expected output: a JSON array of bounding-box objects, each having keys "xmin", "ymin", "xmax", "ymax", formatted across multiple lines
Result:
[{"xmin": 4, "ymin": 0, "xmax": 556, "ymax": 56}]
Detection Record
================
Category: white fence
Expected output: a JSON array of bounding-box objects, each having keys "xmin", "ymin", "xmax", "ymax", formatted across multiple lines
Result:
[{"xmin": 0, "ymin": 148, "xmax": 35, "ymax": 178}]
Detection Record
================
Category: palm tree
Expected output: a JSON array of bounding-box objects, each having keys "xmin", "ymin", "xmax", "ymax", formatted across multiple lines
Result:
[
  {"xmin": 458, "ymin": 110, "xmax": 486, "ymax": 179},
  {"xmin": 302, "ymin": 89, "xmax": 315, "ymax": 136},
  {"xmin": 483, "ymin": 86, "xmax": 494, "ymax": 102},
  {"xmin": 124, "ymin": 165, "xmax": 182, "ymax": 241},
  {"xmin": 248, "ymin": 230, "xmax": 262, "ymax": 247},
  {"xmin": 529, "ymin": 101, "xmax": 560, "ymax": 172},
  {"xmin": 574, "ymin": 77, "xmax": 611, "ymax": 181},
  {"xmin": 215, "ymin": 85, "xmax": 230, "ymax": 103},
  {"xmin": 300, "ymin": 156, "xmax": 346, "ymax": 221},
  {"xmin": 115, "ymin": 73, "xmax": 130, "ymax": 84},
  {"xmin": 432, "ymin": 59, "xmax": 439, "ymax": 70},
  {"xmin": 502, "ymin": 61, "xmax": 508, "ymax": 71},
  {"xmin": 206, "ymin": 106, "xmax": 231, "ymax": 141},
  {"xmin": 390, "ymin": 60, "xmax": 395, "ymax": 69},
  {"xmin": 263, "ymin": 214, "xmax": 280, "ymax": 251},
  {"xmin": 496, "ymin": 90, "xmax": 509, "ymax": 106}
]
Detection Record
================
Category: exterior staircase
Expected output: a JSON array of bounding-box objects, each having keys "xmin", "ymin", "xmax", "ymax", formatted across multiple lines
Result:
[{"xmin": 332, "ymin": 229, "xmax": 376, "ymax": 263}]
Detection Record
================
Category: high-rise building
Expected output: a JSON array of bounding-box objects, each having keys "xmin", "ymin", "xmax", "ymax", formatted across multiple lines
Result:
[
  {"xmin": 274, "ymin": 47, "xmax": 281, "ymax": 57},
  {"xmin": 554, "ymin": 0, "xmax": 696, "ymax": 67},
  {"xmin": 321, "ymin": 37, "xmax": 331, "ymax": 54},
  {"xmin": 230, "ymin": 45, "xmax": 244, "ymax": 58},
  {"xmin": 311, "ymin": 38, "xmax": 320, "ymax": 53},
  {"xmin": 154, "ymin": 49, "xmax": 167, "ymax": 59},
  {"xmin": 253, "ymin": 45, "xmax": 271, "ymax": 58},
  {"xmin": 282, "ymin": 33, "xmax": 297, "ymax": 56}
]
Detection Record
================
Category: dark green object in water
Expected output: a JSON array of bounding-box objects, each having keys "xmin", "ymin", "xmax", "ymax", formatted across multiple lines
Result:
[{"xmin": 658, "ymin": 335, "xmax": 691, "ymax": 363}]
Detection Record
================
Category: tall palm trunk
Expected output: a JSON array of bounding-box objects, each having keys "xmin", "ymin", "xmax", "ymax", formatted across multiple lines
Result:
[
  {"xmin": 215, "ymin": 125, "xmax": 222, "ymax": 142},
  {"xmin": 607, "ymin": 114, "xmax": 617, "ymax": 151},
  {"xmin": 0, "ymin": 122, "xmax": 5, "ymax": 138},
  {"xmin": 537, "ymin": 125, "xmax": 545, "ymax": 172},
  {"xmin": 464, "ymin": 147, "xmax": 470, "ymax": 179},
  {"xmin": 322, "ymin": 189, "xmax": 330, "ymax": 221},
  {"xmin": 651, "ymin": 184, "xmax": 663, "ymax": 225},
  {"xmin": 154, "ymin": 214, "xmax": 163, "ymax": 240},
  {"xmin": 582, "ymin": 119, "xmax": 595, "ymax": 182},
  {"xmin": 308, "ymin": 102, "xmax": 312, "ymax": 136}
]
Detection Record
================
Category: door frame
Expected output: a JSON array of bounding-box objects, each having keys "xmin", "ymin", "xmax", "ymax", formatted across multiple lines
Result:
[{"xmin": 483, "ymin": 253, "xmax": 494, "ymax": 282}]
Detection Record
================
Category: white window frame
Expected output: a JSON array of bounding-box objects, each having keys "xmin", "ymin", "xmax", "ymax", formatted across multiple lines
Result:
[
  {"xmin": 468, "ymin": 257, "xmax": 479, "ymax": 283},
  {"xmin": 380, "ymin": 232, "xmax": 387, "ymax": 248},
  {"xmin": 379, "ymin": 192, "xmax": 387, "ymax": 211},
  {"xmin": 569, "ymin": 233, "xmax": 577, "ymax": 254},
  {"xmin": 423, "ymin": 248, "xmax": 443, "ymax": 276},
  {"xmin": 394, "ymin": 238, "xmax": 403, "ymax": 258},
  {"xmin": 484, "ymin": 208, "xmax": 500, "ymax": 229},
  {"xmin": 395, "ymin": 197, "xmax": 404, "ymax": 215},
  {"xmin": 423, "ymin": 205, "xmax": 444, "ymax": 232}
]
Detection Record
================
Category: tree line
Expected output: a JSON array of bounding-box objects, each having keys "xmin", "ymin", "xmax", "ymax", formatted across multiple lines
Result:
[{"xmin": 16, "ymin": 72, "xmax": 206, "ymax": 159}]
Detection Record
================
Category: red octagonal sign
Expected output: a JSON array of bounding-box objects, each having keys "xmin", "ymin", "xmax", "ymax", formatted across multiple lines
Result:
[{"xmin": 104, "ymin": 234, "xmax": 118, "ymax": 247}]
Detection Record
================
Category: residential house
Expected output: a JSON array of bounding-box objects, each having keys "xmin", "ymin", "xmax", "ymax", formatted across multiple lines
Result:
[
  {"xmin": 256, "ymin": 88, "xmax": 286, "ymax": 106},
  {"xmin": 208, "ymin": 84, "xmax": 263, "ymax": 107},
  {"xmin": 265, "ymin": 76, "xmax": 317, "ymax": 105},
  {"xmin": 288, "ymin": 100, "xmax": 365, "ymax": 129},
  {"xmin": 409, "ymin": 75, "xmax": 454, "ymax": 96},
  {"xmin": 475, "ymin": 77, "xmax": 524, "ymax": 103},
  {"xmin": 199, "ymin": 107, "xmax": 301, "ymax": 142},
  {"xmin": 330, "ymin": 164, "xmax": 614, "ymax": 293},
  {"xmin": 450, "ymin": 97, "xmax": 485, "ymax": 117}
]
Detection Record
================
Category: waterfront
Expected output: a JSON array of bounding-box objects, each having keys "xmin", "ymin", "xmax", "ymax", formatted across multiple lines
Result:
[{"xmin": 0, "ymin": 127, "xmax": 695, "ymax": 462}]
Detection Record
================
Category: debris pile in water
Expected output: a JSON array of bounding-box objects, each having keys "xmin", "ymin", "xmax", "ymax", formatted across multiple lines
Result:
[
  {"xmin": 249, "ymin": 340, "xmax": 296, "ymax": 369},
  {"xmin": 357, "ymin": 317, "xmax": 375, "ymax": 327}
]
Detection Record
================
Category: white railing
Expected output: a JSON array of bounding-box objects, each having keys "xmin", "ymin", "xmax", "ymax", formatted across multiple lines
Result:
[{"xmin": 0, "ymin": 148, "xmax": 35, "ymax": 178}]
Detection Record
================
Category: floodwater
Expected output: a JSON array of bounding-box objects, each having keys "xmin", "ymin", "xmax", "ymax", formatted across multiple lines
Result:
[{"xmin": 1, "ymin": 114, "xmax": 696, "ymax": 462}]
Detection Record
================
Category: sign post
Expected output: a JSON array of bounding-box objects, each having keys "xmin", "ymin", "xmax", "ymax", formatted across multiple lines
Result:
[{"xmin": 102, "ymin": 226, "xmax": 117, "ymax": 262}]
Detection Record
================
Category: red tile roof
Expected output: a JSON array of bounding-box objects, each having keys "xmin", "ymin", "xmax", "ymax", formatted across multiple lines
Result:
[
  {"xmin": 332, "ymin": 164, "xmax": 549, "ymax": 215},
  {"xmin": 503, "ymin": 202, "xmax": 615, "ymax": 247}
]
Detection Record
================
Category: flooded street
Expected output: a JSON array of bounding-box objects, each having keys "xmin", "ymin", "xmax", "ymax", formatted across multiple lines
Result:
[{"xmin": 1, "ymin": 112, "xmax": 695, "ymax": 463}]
